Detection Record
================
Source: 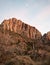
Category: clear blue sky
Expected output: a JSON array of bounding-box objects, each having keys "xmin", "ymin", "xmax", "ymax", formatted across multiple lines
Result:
[{"xmin": 0, "ymin": 0, "xmax": 50, "ymax": 34}]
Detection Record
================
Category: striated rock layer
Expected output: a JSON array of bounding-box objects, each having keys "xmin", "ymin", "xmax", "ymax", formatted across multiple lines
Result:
[{"xmin": 2, "ymin": 18, "xmax": 42, "ymax": 39}]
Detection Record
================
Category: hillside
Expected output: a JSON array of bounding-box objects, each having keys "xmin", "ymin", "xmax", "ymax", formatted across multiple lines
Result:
[{"xmin": 0, "ymin": 18, "xmax": 50, "ymax": 65}]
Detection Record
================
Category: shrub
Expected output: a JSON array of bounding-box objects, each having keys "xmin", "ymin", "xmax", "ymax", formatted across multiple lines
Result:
[{"xmin": 5, "ymin": 61, "xmax": 14, "ymax": 65}]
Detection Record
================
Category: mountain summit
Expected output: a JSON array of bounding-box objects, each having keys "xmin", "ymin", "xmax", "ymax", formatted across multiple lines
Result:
[
  {"xmin": 0, "ymin": 18, "xmax": 50, "ymax": 65},
  {"xmin": 2, "ymin": 18, "xmax": 42, "ymax": 39}
]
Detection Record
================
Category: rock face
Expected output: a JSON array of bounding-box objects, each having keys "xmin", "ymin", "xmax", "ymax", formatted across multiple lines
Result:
[
  {"xmin": 2, "ymin": 18, "xmax": 42, "ymax": 39},
  {"xmin": 42, "ymin": 31, "xmax": 50, "ymax": 45},
  {"xmin": 42, "ymin": 31, "xmax": 50, "ymax": 41},
  {"xmin": 0, "ymin": 18, "xmax": 50, "ymax": 65},
  {"xmin": 46, "ymin": 31, "xmax": 50, "ymax": 40}
]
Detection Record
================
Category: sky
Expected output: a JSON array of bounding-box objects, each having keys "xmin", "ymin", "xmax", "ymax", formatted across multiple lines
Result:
[{"xmin": 0, "ymin": 0, "xmax": 50, "ymax": 34}]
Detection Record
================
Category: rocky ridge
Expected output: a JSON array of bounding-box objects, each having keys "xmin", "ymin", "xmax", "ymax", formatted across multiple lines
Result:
[
  {"xmin": 2, "ymin": 18, "xmax": 42, "ymax": 39},
  {"xmin": 0, "ymin": 18, "xmax": 50, "ymax": 65}
]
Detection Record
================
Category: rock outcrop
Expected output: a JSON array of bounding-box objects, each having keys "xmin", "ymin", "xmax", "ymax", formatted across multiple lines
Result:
[
  {"xmin": 42, "ymin": 31, "xmax": 50, "ymax": 45},
  {"xmin": 46, "ymin": 31, "xmax": 50, "ymax": 40},
  {"xmin": 2, "ymin": 18, "xmax": 42, "ymax": 39}
]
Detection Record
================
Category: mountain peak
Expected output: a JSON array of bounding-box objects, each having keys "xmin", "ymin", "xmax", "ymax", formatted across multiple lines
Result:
[
  {"xmin": 2, "ymin": 18, "xmax": 42, "ymax": 39},
  {"xmin": 0, "ymin": 18, "xmax": 50, "ymax": 65}
]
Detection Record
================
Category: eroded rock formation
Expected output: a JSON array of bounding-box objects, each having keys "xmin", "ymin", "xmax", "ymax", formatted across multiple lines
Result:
[
  {"xmin": 2, "ymin": 18, "xmax": 42, "ymax": 39},
  {"xmin": 0, "ymin": 18, "xmax": 50, "ymax": 65}
]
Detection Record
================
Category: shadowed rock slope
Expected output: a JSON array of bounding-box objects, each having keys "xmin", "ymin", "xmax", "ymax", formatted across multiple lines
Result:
[{"xmin": 0, "ymin": 18, "xmax": 50, "ymax": 65}]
